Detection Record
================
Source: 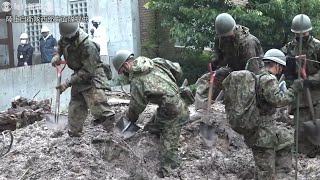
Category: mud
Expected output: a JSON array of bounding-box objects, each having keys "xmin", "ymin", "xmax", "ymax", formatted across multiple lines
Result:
[{"xmin": 0, "ymin": 99, "xmax": 320, "ymax": 180}]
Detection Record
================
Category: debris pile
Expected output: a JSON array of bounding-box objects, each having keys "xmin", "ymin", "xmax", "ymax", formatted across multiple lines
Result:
[
  {"xmin": 0, "ymin": 97, "xmax": 51, "ymax": 132},
  {"xmin": 0, "ymin": 95, "xmax": 320, "ymax": 180}
]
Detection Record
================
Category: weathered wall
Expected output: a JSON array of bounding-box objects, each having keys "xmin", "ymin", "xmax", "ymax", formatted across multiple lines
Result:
[
  {"xmin": 0, "ymin": 63, "xmax": 130, "ymax": 112},
  {"xmin": 0, "ymin": 63, "xmax": 72, "ymax": 112}
]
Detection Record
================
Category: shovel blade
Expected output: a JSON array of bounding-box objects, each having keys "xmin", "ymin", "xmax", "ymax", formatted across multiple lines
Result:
[
  {"xmin": 302, "ymin": 119, "xmax": 320, "ymax": 146},
  {"xmin": 114, "ymin": 116, "xmax": 140, "ymax": 139},
  {"xmin": 199, "ymin": 122, "xmax": 217, "ymax": 148},
  {"xmin": 45, "ymin": 113, "xmax": 68, "ymax": 129}
]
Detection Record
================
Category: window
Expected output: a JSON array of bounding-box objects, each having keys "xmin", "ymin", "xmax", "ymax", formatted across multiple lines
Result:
[
  {"xmin": 25, "ymin": 0, "xmax": 42, "ymax": 52},
  {"xmin": 69, "ymin": 0, "xmax": 88, "ymax": 33}
]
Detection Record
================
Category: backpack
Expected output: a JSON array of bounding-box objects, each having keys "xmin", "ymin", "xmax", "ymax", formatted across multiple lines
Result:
[{"xmin": 222, "ymin": 70, "xmax": 265, "ymax": 135}]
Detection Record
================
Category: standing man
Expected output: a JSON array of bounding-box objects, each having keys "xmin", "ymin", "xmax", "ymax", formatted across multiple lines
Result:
[
  {"xmin": 243, "ymin": 49, "xmax": 303, "ymax": 179},
  {"xmin": 90, "ymin": 16, "xmax": 109, "ymax": 63},
  {"xmin": 51, "ymin": 22, "xmax": 115, "ymax": 137},
  {"xmin": 195, "ymin": 13, "xmax": 264, "ymax": 109},
  {"xmin": 17, "ymin": 33, "xmax": 33, "ymax": 67},
  {"xmin": 281, "ymin": 14, "xmax": 320, "ymax": 157},
  {"xmin": 39, "ymin": 26, "xmax": 57, "ymax": 64},
  {"xmin": 112, "ymin": 50, "xmax": 190, "ymax": 178}
]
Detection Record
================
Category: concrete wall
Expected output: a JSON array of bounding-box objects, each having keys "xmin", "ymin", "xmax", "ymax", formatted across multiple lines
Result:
[
  {"xmin": 0, "ymin": 63, "xmax": 72, "ymax": 112},
  {"xmin": 0, "ymin": 62, "xmax": 130, "ymax": 112}
]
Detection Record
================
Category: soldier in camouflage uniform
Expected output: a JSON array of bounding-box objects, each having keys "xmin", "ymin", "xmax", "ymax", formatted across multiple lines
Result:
[
  {"xmin": 244, "ymin": 49, "xmax": 303, "ymax": 179},
  {"xmin": 281, "ymin": 14, "xmax": 320, "ymax": 157},
  {"xmin": 195, "ymin": 13, "xmax": 264, "ymax": 109},
  {"xmin": 51, "ymin": 22, "xmax": 115, "ymax": 137},
  {"xmin": 112, "ymin": 50, "xmax": 190, "ymax": 178}
]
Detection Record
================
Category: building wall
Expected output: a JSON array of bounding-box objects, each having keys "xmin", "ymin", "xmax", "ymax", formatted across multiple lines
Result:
[
  {"xmin": 0, "ymin": 63, "xmax": 72, "ymax": 112},
  {"xmin": 138, "ymin": 0, "xmax": 176, "ymax": 60}
]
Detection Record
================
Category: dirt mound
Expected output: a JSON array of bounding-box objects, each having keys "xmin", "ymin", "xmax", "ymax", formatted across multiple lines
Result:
[{"xmin": 0, "ymin": 100, "xmax": 320, "ymax": 180}]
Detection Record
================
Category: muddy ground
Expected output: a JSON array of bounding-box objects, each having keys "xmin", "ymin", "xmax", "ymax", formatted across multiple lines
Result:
[{"xmin": 0, "ymin": 96, "xmax": 320, "ymax": 180}]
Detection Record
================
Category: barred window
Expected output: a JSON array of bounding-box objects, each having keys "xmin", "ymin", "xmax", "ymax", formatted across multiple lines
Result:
[
  {"xmin": 69, "ymin": 0, "xmax": 88, "ymax": 33},
  {"xmin": 25, "ymin": 0, "xmax": 42, "ymax": 52}
]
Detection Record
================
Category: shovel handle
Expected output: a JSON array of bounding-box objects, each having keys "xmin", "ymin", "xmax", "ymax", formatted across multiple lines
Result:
[
  {"xmin": 298, "ymin": 58, "xmax": 316, "ymax": 120},
  {"xmin": 207, "ymin": 63, "xmax": 215, "ymax": 112},
  {"xmin": 54, "ymin": 61, "xmax": 67, "ymax": 74}
]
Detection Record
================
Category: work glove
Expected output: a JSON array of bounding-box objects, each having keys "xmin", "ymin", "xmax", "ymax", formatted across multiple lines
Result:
[
  {"xmin": 179, "ymin": 79, "xmax": 195, "ymax": 105},
  {"xmin": 290, "ymin": 79, "xmax": 304, "ymax": 93},
  {"xmin": 51, "ymin": 56, "xmax": 61, "ymax": 67},
  {"xmin": 24, "ymin": 62, "xmax": 28, "ymax": 66},
  {"xmin": 215, "ymin": 66, "xmax": 231, "ymax": 86},
  {"xmin": 56, "ymin": 79, "xmax": 71, "ymax": 94},
  {"xmin": 279, "ymin": 81, "xmax": 287, "ymax": 93}
]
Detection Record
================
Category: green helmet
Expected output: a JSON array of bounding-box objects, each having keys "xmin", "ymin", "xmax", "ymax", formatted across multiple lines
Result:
[
  {"xmin": 59, "ymin": 22, "xmax": 79, "ymax": 38},
  {"xmin": 112, "ymin": 50, "xmax": 134, "ymax": 72},
  {"xmin": 215, "ymin": 13, "xmax": 236, "ymax": 36},
  {"xmin": 263, "ymin": 49, "xmax": 286, "ymax": 66},
  {"xmin": 291, "ymin": 14, "xmax": 312, "ymax": 33}
]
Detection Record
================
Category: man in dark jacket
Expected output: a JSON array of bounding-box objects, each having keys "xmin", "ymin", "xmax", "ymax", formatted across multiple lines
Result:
[
  {"xmin": 17, "ymin": 33, "xmax": 33, "ymax": 67},
  {"xmin": 39, "ymin": 26, "xmax": 57, "ymax": 63}
]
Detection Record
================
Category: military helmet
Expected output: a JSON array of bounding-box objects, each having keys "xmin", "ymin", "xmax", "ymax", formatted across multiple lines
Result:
[
  {"xmin": 112, "ymin": 50, "xmax": 134, "ymax": 72},
  {"xmin": 215, "ymin": 13, "xmax": 236, "ymax": 36},
  {"xmin": 291, "ymin": 14, "xmax": 312, "ymax": 33},
  {"xmin": 262, "ymin": 49, "xmax": 286, "ymax": 66},
  {"xmin": 59, "ymin": 22, "xmax": 79, "ymax": 38}
]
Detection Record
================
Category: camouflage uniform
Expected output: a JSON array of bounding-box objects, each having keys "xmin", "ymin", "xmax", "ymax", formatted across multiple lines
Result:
[
  {"xmin": 195, "ymin": 25, "xmax": 263, "ymax": 108},
  {"xmin": 282, "ymin": 36, "xmax": 320, "ymax": 156},
  {"xmin": 243, "ymin": 69, "xmax": 296, "ymax": 180},
  {"xmin": 53, "ymin": 30, "xmax": 115, "ymax": 134},
  {"xmin": 126, "ymin": 56, "xmax": 189, "ymax": 175},
  {"xmin": 244, "ymin": 69, "xmax": 294, "ymax": 180}
]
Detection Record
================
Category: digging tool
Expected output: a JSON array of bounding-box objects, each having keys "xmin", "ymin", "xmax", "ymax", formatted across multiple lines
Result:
[
  {"xmin": 114, "ymin": 116, "xmax": 141, "ymax": 139},
  {"xmin": 300, "ymin": 58, "xmax": 320, "ymax": 145},
  {"xmin": 45, "ymin": 61, "xmax": 68, "ymax": 129},
  {"xmin": 199, "ymin": 63, "xmax": 217, "ymax": 148}
]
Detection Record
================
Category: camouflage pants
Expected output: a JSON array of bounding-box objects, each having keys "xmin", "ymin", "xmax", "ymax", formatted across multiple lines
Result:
[
  {"xmin": 68, "ymin": 87, "xmax": 115, "ymax": 133},
  {"xmin": 143, "ymin": 101, "xmax": 189, "ymax": 173},
  {"xmin": 294, "ymin": 104, "xmax": 320, "ymax": 156},
  {"xmin": 244, "ymin": 119, "xmax": 294, "ymax": 180}
]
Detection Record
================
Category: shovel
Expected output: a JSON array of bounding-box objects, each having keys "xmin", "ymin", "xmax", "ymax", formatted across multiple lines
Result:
[
  {"xmin": 199, "ymin": 63, "xmax": 217, "ymax": 148},
  {"xmin": 45, "ymin": 62, "xmax": 68, "ymax": 129},
  {"xmin": 114, "ymin": 116, "xmax": 141, "ymax": 139},
  {"xmin": 300, "ymin": 59, "xmax": 320, "ymax": 145}
]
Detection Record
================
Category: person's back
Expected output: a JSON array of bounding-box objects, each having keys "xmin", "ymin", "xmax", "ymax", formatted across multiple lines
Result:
[
  {"xmin": 128, "ymin": 56, "xmax": 186, "ymax": 120},
  {"xmin": 242, "ymin": 49, "xmax": 303, "ymax": 179}
]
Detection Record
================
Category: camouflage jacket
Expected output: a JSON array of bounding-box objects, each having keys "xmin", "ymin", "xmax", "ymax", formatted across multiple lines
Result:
[
  {"xmin": 257, "ymin": 69, "xmax": 296, "ymax": 118},
  {"xmin": 53, "ymin": 30, "xmax": 110, "ymax": 91},
  {"xmin": 212, "ymin": 25, "xmax": 264, "ymax": 71},
  {"xmin": 127, "ymin": 56, "xmax": 185, "ymax": 121},
  {"xmin": 282, "ymin": 36, "xmax": 320, "ymax": 106},
  {"xmin": 282, "ymin": 36, "xmax": 320, "ymax": 76}
]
